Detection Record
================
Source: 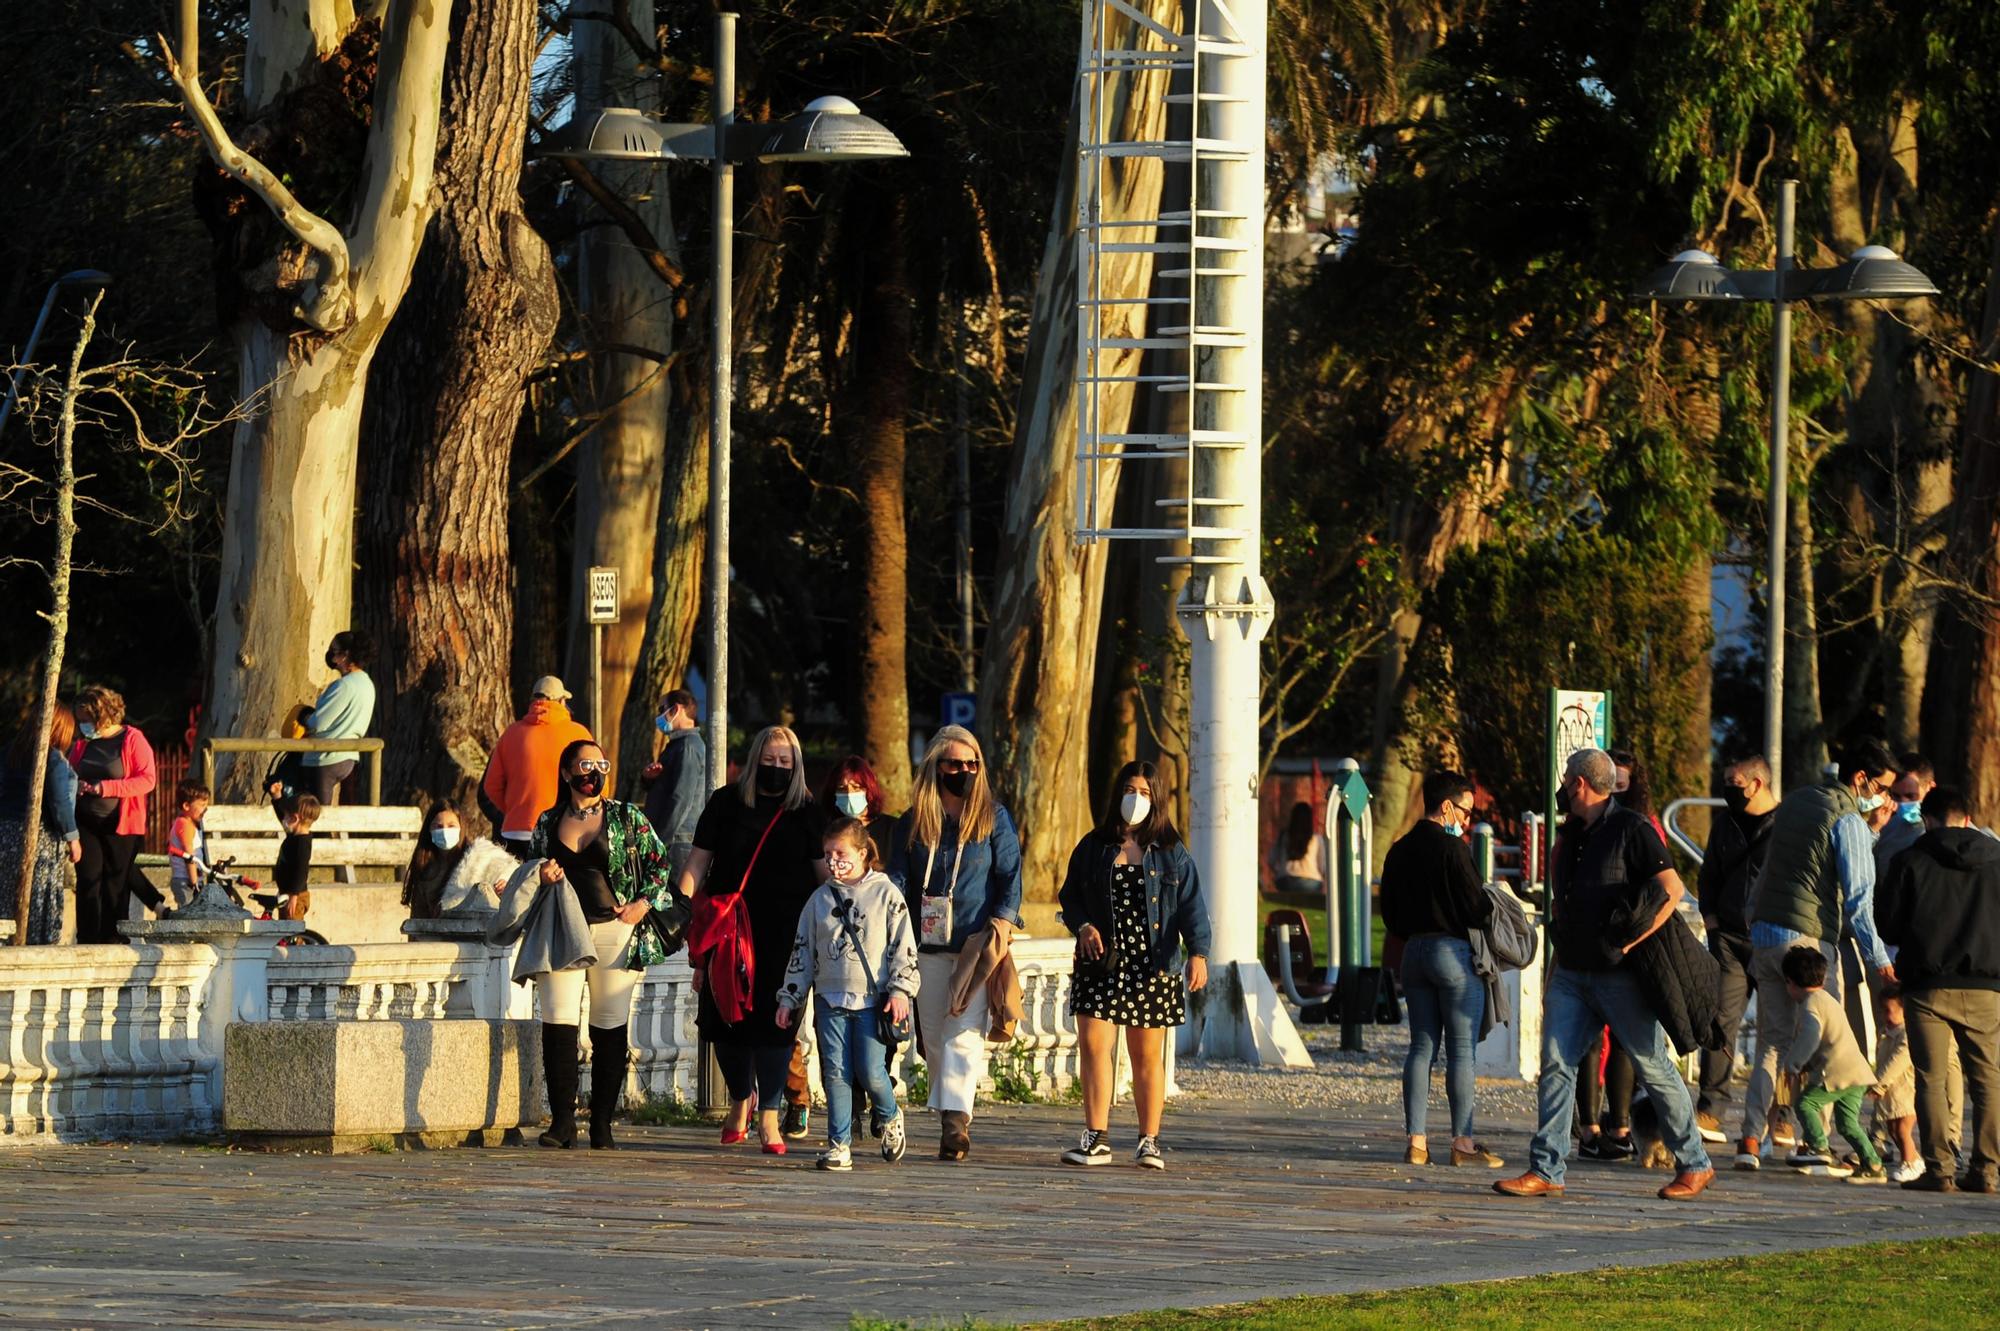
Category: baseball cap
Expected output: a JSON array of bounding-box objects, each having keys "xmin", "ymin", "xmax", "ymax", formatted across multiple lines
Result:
[{"xmin": 532, "ymin": 675, "xmax": 572, "ymax": 701}]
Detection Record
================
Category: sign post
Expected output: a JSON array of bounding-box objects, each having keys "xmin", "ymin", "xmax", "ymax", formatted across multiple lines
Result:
[
  {"xmin": 587, "ymin": 566, "xmax": 619, "ymax": 740},
  {"xmin": 1544, "ymin": 687, "xmax": 1611, "ymax": 912}
]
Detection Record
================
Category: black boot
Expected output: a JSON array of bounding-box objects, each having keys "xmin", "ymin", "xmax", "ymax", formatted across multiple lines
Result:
[
  {"xmin": 588, "ymin": 1024, "xmax": 628, "ymax": 1150},
  {"xmin": 940, "ymin": 1110, "xmax": 971, "ymax": 1161},
  {"xmin": 540, "ymin": 1023, "xmax": 579, "ymax": 1149}
]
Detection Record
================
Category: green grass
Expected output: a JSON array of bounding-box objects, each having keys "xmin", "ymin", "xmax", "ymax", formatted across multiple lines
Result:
[
  {"xmin": 848, "ymin": 1235, "xmax": 2000, "ymax": 1331},
  {"xmin": 628, "ymin": 1094, "xmax": 708, "ymax": 1127},
  {"xmin": 1260, "ymin": 900, "xmax": 1386, "ymax": 975}
]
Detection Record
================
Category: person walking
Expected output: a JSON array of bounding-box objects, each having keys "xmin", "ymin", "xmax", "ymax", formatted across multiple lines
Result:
[
  {"xmin": 68, "ymin": 685, "xmax": 162, "ymax": 944},
  {"xmin": 272, "ymin": 630, "xmax": 377, "ymax": 804},
  {"xmin": 886, "ymin": 725, "xmax": 1023, "ymax": 1161},
  {"xmin": 526, "ymin": 740, "xmax": 684, "ymax": 1150},
  {"xmin": 0, "ymin": 698, "xmax": 82, "ymax": 945},
  {"xmin": 1878, "ymin": 785, "xmax": 2000, "ymax": 1193},
  {"xmin": 1379, "ymin": 770, "xmax": 1500, "ymax": 1168},
  {"xmin": 1057, "ymin": 760, "xmax": 1210, "ymax": 1172},
  {"xmin": 681, "ymin": 725, "xmax": 827, "ymax": 1153},
  {"xmin": 1734, "ymin": 741, "xmax": 1900, "ymax": 1171},
  {"xmin": 1693, "ymin": 753, "xmax": 1777, "ymax": 1142},
  {"xmin": 641, "ymin": 688, "xmax": 707, "ymax": 877},
  {"xmin": 1495, "ymin": 748, "xmax": 1715, "ymax": 1201},
  {"xmin": 481, "ymin": 677, "xmax": 593, "ymax": 859},
  {"xmin": 776, "ymin": 816, "xmax": 919, "ymax": 1171}
]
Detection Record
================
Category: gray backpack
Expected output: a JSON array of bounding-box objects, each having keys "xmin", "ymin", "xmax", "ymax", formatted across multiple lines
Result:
[{"xmin": 1478, "ymin": 881, "xmax": 1538, "ymax": 971}]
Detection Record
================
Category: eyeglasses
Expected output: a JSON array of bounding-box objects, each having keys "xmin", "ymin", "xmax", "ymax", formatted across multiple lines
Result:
[
  {"xmin": 574, "ymin": 760, "xmax": 611, "ymax": 774},
  {"xmin": 939, "ymin": 758, "xmax": 981, "ymax": 775}
]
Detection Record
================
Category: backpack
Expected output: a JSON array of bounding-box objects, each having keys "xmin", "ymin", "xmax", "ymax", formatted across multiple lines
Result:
[{"xmin": 1478, "ymin": 881, "xmax": 1538, "ymax": 971}]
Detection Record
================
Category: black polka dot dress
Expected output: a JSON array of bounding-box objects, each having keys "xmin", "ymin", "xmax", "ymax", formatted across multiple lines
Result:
[{"xmin": 1070, "ymin": 863, "xmax": 1186, "ymax": 1029}]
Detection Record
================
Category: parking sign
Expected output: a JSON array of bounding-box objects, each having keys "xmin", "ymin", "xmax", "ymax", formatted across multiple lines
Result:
[{"xmin": 941, "ymin": 691, "xmax": 976, "ymax": 731}]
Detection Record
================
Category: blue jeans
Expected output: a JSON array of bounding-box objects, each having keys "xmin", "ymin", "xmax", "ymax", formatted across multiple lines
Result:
[
  {"xmin": 815, "ymin": 1004, "xmax": 898, "ymax": 1147},
  {"xmin": 1401, "ymin": 934, "xmax": 1484, "ymax": 1139},
  {"xmin": 1530, "ymin": 964, "xmax": 1712, "ymax": 1185}
]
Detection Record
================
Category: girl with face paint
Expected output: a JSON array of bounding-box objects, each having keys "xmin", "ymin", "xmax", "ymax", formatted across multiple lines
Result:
[{"xmin": 1055, "ymin": 759, "xmax": 1211, "ymax": 1172}]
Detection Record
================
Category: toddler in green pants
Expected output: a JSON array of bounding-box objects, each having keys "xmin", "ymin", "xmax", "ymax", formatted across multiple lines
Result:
[{"xmin": 1781, "ymin": 945, "xmax": 1886, "ymax": 1183}]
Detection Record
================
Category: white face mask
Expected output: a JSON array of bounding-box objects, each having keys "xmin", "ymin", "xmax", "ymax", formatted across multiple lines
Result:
[
  {"xmin": 1857, "ymin": 793, "xmax": 1886, "ymax": 813},
  {"xmin": 834, "ymin": 790, "xmax": 868, "ymax": 818},
  {"xmin": 1120, "ymin": 792, "xmax": 1151, "ymax": 826},
  {"xmin": 430, "ymin": 826, "xmax": 461, "ymax": 851}
]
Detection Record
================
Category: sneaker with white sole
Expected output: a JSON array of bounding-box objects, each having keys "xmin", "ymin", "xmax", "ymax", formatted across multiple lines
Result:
[
  {"xmin": 1786, "ymin": 1147, "xmax": 1833, "ymax": 1169},
  {"xmin": 1134, "ymin": 1136, "xmax": 1166, "ymax": 1171},
  {"xmin": 1733, "ymin": 1138, "xmax": 1762, "ymax": 1171},
  {"xmin": 1845, "ymin": 1162, "xmax": 1888, "ymax": 1184},
  {"xmin": 881, "ymin": 1112, "xmax": 907, "ymax": 1164},
  {"xmin": 816, "ymin": 1142, "xmax": 852, "ymax": 1172},
  {"xmin": 1061, "ymin": 1128, "xmax": 1112, "ymax": 1166},
  {"xmin": 1695, "ymin": 1110, "xmax": 1727, "ymax": 1145},
  {"xmin": 1889, "ymin": 1158, "xmax": 1927, "ymax": 1185}
]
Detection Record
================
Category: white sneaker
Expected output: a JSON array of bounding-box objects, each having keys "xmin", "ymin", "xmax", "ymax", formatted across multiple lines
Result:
[
  {"xmin": 1061, "ymin": 1128, "xmax": 1112, "ymax": 1166},
  {"xmin": 881, "ymin": 1113, "xmax": 906, "ymax": 1164},
  {"xmin": 815, "ymin": 1142, "xmax": 852, "ymax": 1172},
  {"xmin": 1134, "ymin": 1135, "xmax": 1166, "ymax": 1171},
  {"xmin": 1890, "ymin": 1158, "xmax": 1926, "ymax": 1185}
]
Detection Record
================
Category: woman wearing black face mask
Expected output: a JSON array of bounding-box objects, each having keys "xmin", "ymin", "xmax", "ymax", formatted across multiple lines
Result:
[
  {"xmin": 525, "ymin": 740, "xmax": 684, "ymax": 1149},
  {"xmin": 680, "ymin": 724, "xmax": 829, "ymax": 1152}
]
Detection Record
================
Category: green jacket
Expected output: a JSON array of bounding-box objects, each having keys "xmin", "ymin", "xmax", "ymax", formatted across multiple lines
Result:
[
  {"xmin": 1749, "ymin": 782, "xmax": 1855, "ymax": 942},
  {"xmin": 530, "ymin": 799, "xmax": 680, "ymax": 970}
]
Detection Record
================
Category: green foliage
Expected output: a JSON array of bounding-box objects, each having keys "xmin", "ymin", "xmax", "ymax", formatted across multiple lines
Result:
[
  {"xmin": 986, "ymin": 1041, "xmax": 1043, "ymax": 1105},
  {"xmin": 629, "ymin": 1094, "xmax": 708, "ymax": 1128}
]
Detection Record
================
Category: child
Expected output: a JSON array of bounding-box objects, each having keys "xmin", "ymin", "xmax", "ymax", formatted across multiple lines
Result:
[
  {"xmin": 1870, "ymin": 992, "xmax": 1926, "ymax": 1184},
  {"xmin": 776, "ymin": 816, "xmax": 919, "ymax": 1172},
  {"xmin": 269, "ymin": 793, "xmax": 321, "ymax": 920},
  {"xmin": 1780, "ymin": 945, "xmax": 1886, "ymax": 1183},
  {"xmin": 167, "ymin": 781, "xmax": 211, "ymax": 908}
]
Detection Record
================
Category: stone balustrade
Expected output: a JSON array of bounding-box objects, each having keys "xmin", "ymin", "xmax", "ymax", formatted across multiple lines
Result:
[{"xmin": 1, "ymin": 922, "xmax": 1104, "ymax": 1145}]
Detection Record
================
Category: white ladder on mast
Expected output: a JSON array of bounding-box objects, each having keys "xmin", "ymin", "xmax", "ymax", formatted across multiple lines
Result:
[{"xmin": 1074, "ymin": 0, "xmax": 1257, "ymax": 565}]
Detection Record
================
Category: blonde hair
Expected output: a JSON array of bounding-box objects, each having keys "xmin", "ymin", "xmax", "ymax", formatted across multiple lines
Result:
[
  {"xmin": 737, "ymin": 725, "xmax": 811, "ymax": 809},
  {"xmin": 908, "ymin": 725, "xmax": 995, "ymax": 849}
]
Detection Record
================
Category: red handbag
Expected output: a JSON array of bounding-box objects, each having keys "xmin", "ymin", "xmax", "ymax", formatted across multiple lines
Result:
[{"xmin": 686, "ymin": 809, "xmax": 783, "ymax": 1024}]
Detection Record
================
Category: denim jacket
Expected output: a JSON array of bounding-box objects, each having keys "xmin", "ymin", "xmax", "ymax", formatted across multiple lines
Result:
[
  {"xmin": 1056, "ymin": 832, "xmax": 1211, "ymax": 973},
  {"xmin": 642, "ymin": 727, "xmax": 708, "ymax": 849},
  {"xmin": 885, "ymin": 804, "xmax": 1023, "ymax": 953}
]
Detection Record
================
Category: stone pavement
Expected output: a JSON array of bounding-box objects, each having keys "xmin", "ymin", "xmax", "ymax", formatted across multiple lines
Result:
[{"xmin": 1, "ymin": 1093, "xmax": 1996, "ymax": 1331}]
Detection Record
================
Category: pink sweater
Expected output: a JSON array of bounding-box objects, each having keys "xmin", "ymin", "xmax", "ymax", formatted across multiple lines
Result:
[{"xmin": 69, "ymin": 725, "xmax": 156, "ymax": 838}]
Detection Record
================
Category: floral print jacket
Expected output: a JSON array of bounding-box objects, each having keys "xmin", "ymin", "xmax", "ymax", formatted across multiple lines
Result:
[{"xmin": 530, "ymin": 798, "xmax": 681, "ymax": 971}]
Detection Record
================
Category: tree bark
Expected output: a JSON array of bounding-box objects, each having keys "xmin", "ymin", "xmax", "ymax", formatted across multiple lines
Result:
[
  {"xmin": 847, "ymin": 192, "xmax": 917, "ymax": 808},
  {"xmin": 11, "ymin": 294, "xmax": 99, "ymax": 944},
  {"xmin": 192, "ymin": 0, "xmax": 454, "ymax": 797},
  {"xmin": 976, "ymin": 0, "xmax": 1176, "ymax": 904},
  {"xmin": 356, "ymin": 0, "xmax": 558, "ymax": 822},
  {"xmin": 566, "ymin": 0, "xmax": 674, "ymax": 774}
]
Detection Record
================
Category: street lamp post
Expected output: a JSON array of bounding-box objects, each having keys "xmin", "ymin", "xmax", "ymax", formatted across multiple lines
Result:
[
  {"xmin": 0, "ymin": 270, "xmax": 113, "ymax": 438},
  {"xmin": 1637, "ymin": 179, "xmax": 1936, "ymax": 789},
  {"xmin": 537, "ymin": 16, "xmax": 907, "ymax": 790}
]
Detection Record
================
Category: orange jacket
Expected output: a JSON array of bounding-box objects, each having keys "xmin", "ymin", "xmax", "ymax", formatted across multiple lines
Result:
[{"xmin": 481, "ymin": 701, "xmax": 593, "ymax": 836}]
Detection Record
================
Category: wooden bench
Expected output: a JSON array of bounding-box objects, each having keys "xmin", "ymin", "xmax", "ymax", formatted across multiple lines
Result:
[{"xmin": 202, "ymin": 804, "xmax": 421, "ymax": 886}]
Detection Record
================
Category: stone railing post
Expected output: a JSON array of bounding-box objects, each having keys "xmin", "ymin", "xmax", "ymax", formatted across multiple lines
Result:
[
  {"xmin": 121, "ymin": 894, "xmax": 300, "ymax": 1121},
  {"xmin": 401, "ymin": 908, "xmax": 532, "ymax": 1021}
]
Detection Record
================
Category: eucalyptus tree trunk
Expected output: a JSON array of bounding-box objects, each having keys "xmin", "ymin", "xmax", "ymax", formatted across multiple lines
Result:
[
  {"xmin": 977, "ymin": 0, "xmax": 1176, "ymax": 904},
  {"xmin": 567, "ymin": 0, "xmax": 674, "ymax": 774},
  {"xmin": 172, "ymin": 0, "xmax": 455, "ymax": 796},
  {"xmin": 357, "ymin": 0, "xmax": 559, "ymax": 820}
]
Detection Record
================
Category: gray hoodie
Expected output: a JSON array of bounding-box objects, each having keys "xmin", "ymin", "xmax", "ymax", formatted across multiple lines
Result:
[{"xmin": 779, "ymin": 869, "xmax": 920, "ymax": 1012}]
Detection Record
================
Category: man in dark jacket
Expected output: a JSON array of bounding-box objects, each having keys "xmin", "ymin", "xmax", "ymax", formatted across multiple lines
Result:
[
  {"xmin": 1693, "ymin": 754, "xmax": 1777, "ymax": 1140},
  {"xmin": 1495, "ymin": 748, "xmax": 1716, "ymax": 1202},
  {"xmin": 1878, "ymin": 785, "xmax": 2000, "ymax": 1193}
]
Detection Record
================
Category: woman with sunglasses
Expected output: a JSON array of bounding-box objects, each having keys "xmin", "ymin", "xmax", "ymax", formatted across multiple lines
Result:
[
  {"xmin": 885, "ymin": 725, "xmax": 1022, "ymax": 1160},
  {"xmin": 526, "ymin": 739, "xmax": 683, "ymax": 1149}
]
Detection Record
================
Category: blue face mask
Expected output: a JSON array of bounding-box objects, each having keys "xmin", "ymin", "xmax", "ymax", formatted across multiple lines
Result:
[
  {"xmin": 655, "ymin": 712, "xmax": 673, "ymax": 735},
  {"xmin": 834, "ymin": 790, "xmax": 868, "ymax": 818},
  {"xmin": 1444, "ymin": 822, "xmax": 1465, "ymax": 839},
  {"xmin": 1897, "ymin": 801, "xmax": 1923, "ymax": 824},
  {"xmin": 78, "ymin": 722, "xmax": 98, "ymax": 740}
]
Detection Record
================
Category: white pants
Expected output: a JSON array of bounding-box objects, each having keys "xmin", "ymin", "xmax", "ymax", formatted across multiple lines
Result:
[
  {"xmin": 534, "ymin": 920, "xmax": 640, "ymax": 1028},
  {"xmin": 916, "ymin": 951, "xmax": 990, "ymax": 1115}
]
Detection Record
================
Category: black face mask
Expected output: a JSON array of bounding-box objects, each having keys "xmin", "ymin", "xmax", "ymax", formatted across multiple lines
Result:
[
  {"xmin": 324, "ymin": 649, "xmax": 340, "ymax": 670},
  {"xmin": 755, "ymin": 764, "xmax": 790, "ymax": 796},
  {"xmin": 568, "ymin": 771, "xmax": 604, "ymax": 798},
  {"xmin": 1722, "ymin": 785, "xmax": 1752, "ymax": 817},
  {"xmin": 938, "ymin": 770, "xmax": 972, "ymax": 799}
]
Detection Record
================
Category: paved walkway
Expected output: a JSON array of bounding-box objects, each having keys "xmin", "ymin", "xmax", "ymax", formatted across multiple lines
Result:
[{"xmin": 2, "ymin": 1093, "xmax": 1996, "ymax": 1330}]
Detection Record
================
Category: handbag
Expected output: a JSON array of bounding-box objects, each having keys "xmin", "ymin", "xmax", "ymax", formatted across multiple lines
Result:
[
  {"xmin": 685, "ymin": 808, "xmax": 784, "ymax": 1023},
  {"xmin": 829, "ymin": 886, "xmax": 915, "ymax": 1045},
  {"xmin": 624, "ymin": 810, "xmax": 691, "ymax": 957}
]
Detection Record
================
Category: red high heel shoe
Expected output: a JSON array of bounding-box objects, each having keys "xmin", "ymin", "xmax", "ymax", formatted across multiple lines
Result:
[
  {"xmin": 761, "ymin": 1139, "xmax": 788, "ymax": 1155},
  {"xmin": 719, "ymin": 1126, "xmax": 748, "ymax": 1146}
]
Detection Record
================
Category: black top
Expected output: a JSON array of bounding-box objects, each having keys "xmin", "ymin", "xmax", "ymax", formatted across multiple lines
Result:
[
  {"xmin": 273, "ymin": 832, "xmax": 312, "ymax": 898},
  {"xmin": 692, "ymin": 790, "xmax": 826, "ymax": 1044},
  {"xmin": 75, "ymin": 735, "xmax": 123, "ymax": 821},
  {"xmin": 1696, "ymin": 807, "xmax": 1774, "ymax": 937},
  {"xmin": 1379, "ymin": 820, "xmax": 1493, "ymax": 940},
  {"xmin": 1550, "ymin": 800, "xmax": 1673, "ymax": 971},
  {"xmin": 549, "ymin": 826, "xmax": 618, "ymax": 923},
  {"xmin": 1879, "ymin": 827, "xmax": 2000, "ymax": 993}
]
